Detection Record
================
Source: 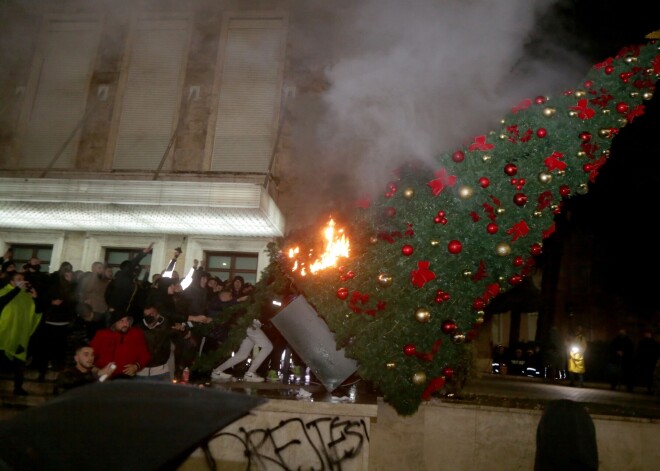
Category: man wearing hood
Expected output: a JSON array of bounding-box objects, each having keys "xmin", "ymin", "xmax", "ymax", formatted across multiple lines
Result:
[{"xmin": 90, "ymin": 310, "xmax": 151, "ymax": 380}]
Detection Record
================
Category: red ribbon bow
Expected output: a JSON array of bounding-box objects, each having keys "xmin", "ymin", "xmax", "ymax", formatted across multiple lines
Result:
[
  {"xmin": 507, "ymin": 221, "xmax": 530, "ymax": 241},
  {"xmin": 468, "ymin": 135, "xmax": 494, "ymax": 151},
  {"xmin": 411, "ymin": 261, "xmax": 436, "ymax": 288},
  {"xmin": 427, "ymin": 168, "xmax": 457, "ymax": 196},
  {"xmin": 569, "ymin": 99, "xmax": 596, "ymax": 120}
]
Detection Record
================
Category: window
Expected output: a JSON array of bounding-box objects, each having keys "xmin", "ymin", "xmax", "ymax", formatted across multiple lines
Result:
[
  {"xmin": 7, "ymin": 244, "xmax": 53, "ymax": 272},
  {"xmin": 205, "ymin": 252, "xmax": 258, "ymax": 285},
  {"xmin": 209, "ymin": 17, "xmax": 286, "ymax": 172},
  {"xmin": 104, "ymin": 248, "xmax": 152, "ymax": 280},
  {"xmin": 112, "ymin": 17, "xmax": 190, "ymax": 169},
  {"xmin": 20, "ymin": 17, "xmax": 101, "ymax": 168}
]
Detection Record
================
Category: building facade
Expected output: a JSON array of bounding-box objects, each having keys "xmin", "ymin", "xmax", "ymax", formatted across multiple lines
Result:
[{"xmin": 0, "ymin": 0, "xmax": 293, "ymax": 281}]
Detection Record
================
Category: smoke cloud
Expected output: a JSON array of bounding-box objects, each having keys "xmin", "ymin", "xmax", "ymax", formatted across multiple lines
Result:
[{"xmin": 280, "ymin": 0, "xmax": 593, "ymax": 231}]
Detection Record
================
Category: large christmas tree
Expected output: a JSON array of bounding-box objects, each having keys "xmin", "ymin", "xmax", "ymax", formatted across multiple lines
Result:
[{"xmin": 198, "ymin": 39, "xmax": 659, "ymax": 416}]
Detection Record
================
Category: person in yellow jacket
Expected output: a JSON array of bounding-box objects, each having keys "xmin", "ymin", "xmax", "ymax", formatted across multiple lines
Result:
[
  {"xmin": 0, "ymin": 271, "xmax": 42, "ymax": 395},
  {"xmin": 566, "ymin": 325, "xmax": 587, "ymax": 388}
]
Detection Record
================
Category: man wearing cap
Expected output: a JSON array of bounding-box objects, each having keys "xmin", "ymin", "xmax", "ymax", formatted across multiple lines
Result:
[{"xmin": 90, "ymin": 310, "xmax": 151, "ymax": 380}]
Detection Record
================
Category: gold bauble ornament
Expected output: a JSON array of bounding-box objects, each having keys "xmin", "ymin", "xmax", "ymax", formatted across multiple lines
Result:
[
  {"xmin": 598, "ymin": 128, "xmax": 612, "ymax": 138},
  {"xmin": 601, "ymin": 108, "xmax": 611, "ymax": 114},
  {"xmin": 629, "ymin": 91, "xmax": 640, "ymax": 98},
  {"xmin": 575, "ymin": 90, "xmax": 586, "ymax": 97},
  {"xmin": 496, "ymin": 207, "xmax": 505, "ymax": 215},
  {"xmin": 377, "ymin": 273, "xmax": 393, "ymax": 287},
  {"xmin": 576, "ymin": 183, "xmax": 589, "ymax": 195},
  {"xmin": 568, "ymin": 110, "xmax": 578, "ymax": 117},
  {"xmin": 452, "ymin": 332, "xmax": 466, "ymax": 344},
  {"xmin": 430, "ymin": 239, "xmax": 441, "ymax": 247},
  {"xmin": 500, "ymin": 118, "xmax": 506, "ymax": 125},
  {"xmin": 415, "ymin": 307, "xmax": 431, "ymax": 323},
  {"xmin": 625, "ymin": 56, "xmax": 637, "ymax": 63},
  {"xmin": 542, "ymin": 107, "xmax": 556, "ymax": 117},
  {"xmin": 550, "ymin": 204, "xmax": 560, "ymax": 212},
  {"xmin": 462, "ymin": 269, "xmax": 473, "ymax": 278},
  {"xmin": 482, "ymin": 154, "xmax": 491, "ymax": 163},
  {"xmin": 602, "ymin": 149, "xmax": 610, "ymax": 157},
  {"xmin": 498, "ymin": 275, "xmax": 506, "ymax": 282},
  {"xmin": 476, "ymin": 310, "xmax": 485, "ymax": 317},
  {"xmin": 538, "ymin": 172, "xmax": 552, "ymax": 184},
  {"xmin": 643, "ymin": 91, "xmax": 654, "ymax": 100},
  {"xmin": 533, "ymin": 210, "xmax": 543, "ymax": 218},
  {"xmin": 557, "ymin": 170, "xmax": 565, "ymax": 176},
  {"xmin": 412, "ymin": 371, "xmax": 427, "ymax": 385},
  {"xmin": 496, "ymin": 242, "xmax": 511, "ymax": 256},
  {"xmin": 386, "ymin": 362, "xmax": 396, "ymax": 369},
  {"xmin": 618, "ymin": 118, "xmax": 628, "ymax": 126},
  {"xmin": 499, "ymin": 133, "xmax": 508, "ymax": 140},
  {"xmin": 475, "ymin": 316, "xmax": 485, "ymax": 325},
  {"xmin": 369, "ymin": 235, "xmax": 379, "ymax": 244},
  {"xmin": 403, "ymin": 187, "xmax": 415, "ymax": 199},
  {"xmin": 576, "ymin": 151, "xmax": 587, "ymax": 158},
  {"xmin": 458, "ymin": 185, "xmax": 474, "ymax": 199}
]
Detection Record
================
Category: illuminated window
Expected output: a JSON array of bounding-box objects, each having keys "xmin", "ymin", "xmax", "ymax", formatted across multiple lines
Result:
[
  {"xmin": 8, "ymin": 244, "xmax": 53, "ymax": 272},
  {"xmin": 104, "ymin": 248, "xmax": 152, "ymax": 280},
  {"xmin": 205, "ymin": 252, "xmax": 258, "ymax": 285}
]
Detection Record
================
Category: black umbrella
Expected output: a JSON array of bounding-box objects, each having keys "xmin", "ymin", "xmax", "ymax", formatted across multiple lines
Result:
[{"xmin": 0, "ymin": 380, "xmax": 266, "ymax": 471}]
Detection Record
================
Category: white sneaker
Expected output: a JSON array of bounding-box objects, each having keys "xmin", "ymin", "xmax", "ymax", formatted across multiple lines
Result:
[
  {"xmin": 243, "ymin": 372, "xmax": 265, "ymax": 383},
  {"xmin": 211, "ymin": 370, "xmax": 234, "ymax": 382}
]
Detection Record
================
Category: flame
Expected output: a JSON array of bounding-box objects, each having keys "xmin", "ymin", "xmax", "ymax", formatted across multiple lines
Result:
[{"xmin": 288, "ymin": 218, "xmax": 350, "ymax": 276}]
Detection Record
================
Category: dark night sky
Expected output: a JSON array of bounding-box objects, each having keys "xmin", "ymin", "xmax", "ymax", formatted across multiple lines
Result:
[{"xmin": 542, "ymin": 1, "xmax": 660, "ymax": 317}]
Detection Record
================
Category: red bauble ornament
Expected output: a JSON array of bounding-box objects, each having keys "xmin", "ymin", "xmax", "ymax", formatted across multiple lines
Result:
[
  {"xmin": 536, "ymin": 128, "xmax": 547, "ymax": 138},
  {"xmin": 504, "ymin": 163, "xmax": 518, "ymax": 176},
  {"xmin": 452, "ymin": 150, "xmax": 465, "ymax": 163},
  {"xmin": 513, "ymin": 256, "xmax": 524, "ymax": 267},
  {"xmin": 441, "ymin": 320, "xmax": 458, "ymax": 335},
  {"xmin": 337, "ymin": 287, "xmax": 349, "ymax": 300},
  {"xmin": 479, "ymin": 177, "xmax": 490, "ymax": 188},
  {"xmin": 345, "ymin": 270, "xmax": 355, "ymax": 279},
  {"xmin": 508, "ymin": 274, "xmax": 523, "ymax": 285},
  {"xmin": 442, "ymin": 366, "xmax": 454, "ymax": 379},
  {"xmin": 530, "ymin": 243, "xmax": 543, "ymax": 256},
  {"xmin": 486, "ymin": 223, "xmax": 498, "ymax": 234},
  {"xmin": 579, "ymin": 131, "xmax": 592, "ymax": 142},
  {"xmin": 534, "ymin": 96, "xmax": 546, "ymax": 105},
  {"xmin": 447, "ymin": 240, "xmax": 462, "ymax": 254},
  {"xmin": 403, "ymin": 344, "xmax": 417, "ymax": 356},
  {"xmin": 583, "ymin": 163, "xmax": 594, "ymax": 173},
  {"xmin": 559, "ymin": 185, "xmax": 571, "ymax": 198},
  {"xmin": 583, "ymin": 80, "xmax": 593, "ymax": 89},
  {"xmin": 433, "ymin": 216, "xmax": 442, "ymax": 224},
  {"xmin": 604, "ymin": 65, "xmax": 614, "ymax": 75},
  {"xmin": 472, "ymin": 299, "xmax": 486, "ymax": 311},
  {"xmin": 513, "ymin": 193, "xmax": 528, "ymax": 206},
  {"xmin": 386, "ymin": 207, "xmax": 396, "ymax": 217},
  {"xmin": 615, "ymin": 102, "xmax": 629, "ymax": 114},
  {"xmin": 402, "ymin": 244, "xmax": 414, "ymax": 256}
]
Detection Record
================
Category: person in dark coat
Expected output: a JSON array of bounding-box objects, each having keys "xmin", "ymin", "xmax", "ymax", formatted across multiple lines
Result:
[
  {"xmin": 608, "ymin": 328, "xmax": 635, "ymax": 392},
  {"xmin": 535, "ymin": 399, "xmax": 599, "ymax": 471},
  {"xmin": 105, "ymin": 243, "xmax": 153, "ymax": 320}
]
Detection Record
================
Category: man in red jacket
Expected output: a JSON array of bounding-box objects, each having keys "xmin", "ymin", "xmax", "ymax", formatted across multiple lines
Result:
[{"xmin": 90, "ymin": 311, "xmax": 151, "ymax": 379}]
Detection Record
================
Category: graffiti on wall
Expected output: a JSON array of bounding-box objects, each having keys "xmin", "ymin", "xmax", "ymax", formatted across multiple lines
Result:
[{"xmin": 213, "ymin": 415, "xmax": 370, "ymax": 470}]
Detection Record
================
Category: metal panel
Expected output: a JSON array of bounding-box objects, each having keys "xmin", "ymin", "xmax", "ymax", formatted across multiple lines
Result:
[{"xmin": 272, "ymin": 296, "xmax": 359, "ymax": 392}]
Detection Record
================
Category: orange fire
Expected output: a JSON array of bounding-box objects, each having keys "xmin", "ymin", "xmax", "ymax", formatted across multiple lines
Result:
[{"xmin": 288, "ymin": 218, "xmax": 350, "ymax": 276}]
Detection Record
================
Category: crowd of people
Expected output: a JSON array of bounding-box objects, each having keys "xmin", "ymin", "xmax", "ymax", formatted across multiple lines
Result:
[
  {"xmin": 491, "ymin": 324, "xmax": 659, "ymax": 395},
  {"xmin": 0, "ymin": 245, "xmax": 279, "ymax": 396}
]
